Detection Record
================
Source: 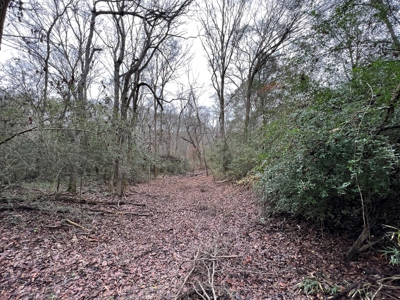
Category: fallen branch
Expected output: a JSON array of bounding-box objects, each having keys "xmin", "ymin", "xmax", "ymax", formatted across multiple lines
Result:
[
  {"xmin": 327, "ymin": 281, "xmax": 361, "ymax": 300},
  {"xmin": 376, "ymin": 276, "xmax": 400, "ymax": 290},
  {"xmin": 130, "ymin": 191, "xmax": 157, "ymax": 199},
  {"xmin": 212, "ymin": 254, "xmax": 240, "ymax": 259},
  {"xmin": 371, "ymin": 276, "xmax": 400, "ymax": 300},
  {"xmin": 209, "ymin": 258, "xmax": 217, "ymax": 299},
  {"xmin": 216, "ymin": 180, "xmax": 228, "ymax": 184},
  {"xmin": 197, "ymin": 281, "xmax": 211, "ymax": 300},
  {"xmin": 175, "ymin": 247, "xmax": 237, "ymax": 300},
  {"xmin": 0, "ymin": 205, "xmax": 42, "ymax": 212},
  {"xmin": 53, "ymin": 194, "xmax": 145, "ymax": 206},
  {"xmin": 187, "ymin": 172, "xmax": 205, "ymax": 177},
  {"xmin": 45, "ymin": 224, "xmax": 66, "ymax": 230},
  {"xmin": 0, "ymin": 197, "xmax": 27, "ymax": 203},
  {"xmin": 179, "ymin": 284, "xmax": 230, "ymax": 300},
  {"xmin": 86, "ymin": 208, "xmax": 152, "ymax": 216},
  {"xmin": 82, "ymin": 236, "xmax": 99, "ymax": 242},
  {"xmin": 174, "ymin": 249, "xmax": 200, "ymax": 300},
  {"xmin": 64, "ymin": 219, "xmax": 90, "ymax": 232},
  {"xmin": 178, "ymin": 284, "xmax": 210, "ymax": 300},
  {"xmin": 85, "ymin": 200, "xmax": 145, "ymax": 206}
]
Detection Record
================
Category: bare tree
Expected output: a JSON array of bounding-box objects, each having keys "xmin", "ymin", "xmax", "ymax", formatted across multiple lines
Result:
[
  {"xmin": 98, "ymin": 0, "xmax": 193, "ymax": 194},
  {"xmin": 198, "ymin": 0, "xmax": 248, "ymax": 171},
  {"xmin": 0, "ymin": 0, "xmax": 12, "ymax": 49},
  {"xmin": 2, "ymin": 0, "xmax": 106, "ymax": 192},
  {"xmin": 236, "ymin": 0, "xmax": 306, "ymax": 136},
  {"xmin": 187, "ymin": 95, "xmax": 211, "ymax": 171},
  {"xmin": 146, "ymin": 37, "xmax": 190, "ymax": 176}
]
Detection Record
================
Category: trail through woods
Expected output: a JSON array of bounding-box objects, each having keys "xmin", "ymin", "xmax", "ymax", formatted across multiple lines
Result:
[{"xmin": 0, "ymin": 174, "xmax": 398, "ymax": 299}]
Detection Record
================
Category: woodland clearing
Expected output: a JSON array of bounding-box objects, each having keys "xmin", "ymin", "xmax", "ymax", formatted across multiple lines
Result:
[{"xmin": 0, "ymin": 174, "xmax": 399, "ymax": 300}]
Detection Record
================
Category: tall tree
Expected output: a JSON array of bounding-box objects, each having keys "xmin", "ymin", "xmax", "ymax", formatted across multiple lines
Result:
[
  {"xmin": 198, "ymin": 0, "xmax": 248, "ymax": 171},
  {"xmin": 236, "ymin": 0, "xmax": 306, "ymax": 136},
  {"xmin": 98, "ymin": 0, "xmax": 193, "ymax": 195},
  {"xmin": 0, "ymin": 0, "xmax": 11, "ymax": 49}
]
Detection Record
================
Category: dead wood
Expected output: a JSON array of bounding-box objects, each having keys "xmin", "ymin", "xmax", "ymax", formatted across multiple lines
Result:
[
  {"xmin": 53, "ymin": 194, "xmax": 145, "ymax": 206},
  {"xmin": 216, "ymin": 180, "xmax": 228, "ymax": 184},
  {"xmin": 1, "ymin": 174, "xmax": 396, "ymax": 299},
  {"xmin": 186, "ymin": 172, "xmax": 205, "ymax": 177},
  {"xmin": 81, "ymin": 236, "xmax": 99, "ymax": 242},
  {"xmin": 0, "ymin": 197, "xmax": 28, "ymax": 203},
  {"xmin": 64, "ymin": 219, "xmax": 90, "ymax": 231},
  {"xmin": 346, "ymin": 213, "xmax": 380, "ymax": 260},
  {"xmin": 130, "ymin": 190, "xmax": 157, "ymax": 199},
  {"xmin": 175, "ymin": 249, "xmax": 200, "ymax": 300},
  {"xmin": 0, "ymin": 205, "xmax": 41, "ymax": 212},
  {"xmin": 376, "ymin": 276, "xmax": 400, "ymax": 290},
  {"xmin": 358, "ymin": 235, "xmax": 384, "ymax": 253},
  {"xmin": 45, "ymin": 224, "xmax": 66, "ymax": 230},
  {"xmin": 175, "ymin": 248, "xmax": 239, "ymax": 300},
  {"xmin": 327, "ymin": 281, "xmax": 361, "ymax": 300},
  {"xmin": 86, "ymin": 207, "xmax": 152, "ymax": 216},
  {"xmin": 176, "ymin": 285, "xmax": 214, "ymax": 300}
]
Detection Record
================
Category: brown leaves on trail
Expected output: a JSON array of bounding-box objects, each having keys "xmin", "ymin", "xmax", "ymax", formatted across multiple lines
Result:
[{"xmin": 0, "ymin": 174, "xmax": 398, "ymax": 299}]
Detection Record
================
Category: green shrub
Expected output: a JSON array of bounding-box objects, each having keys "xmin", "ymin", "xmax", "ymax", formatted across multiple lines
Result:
[
  {"xmin": 256, "ymin": 59, "xmax": 400, "ymax": 229},
  {"xmin": 380, "ymin": 226, "xmax": 400, "ymax": 266},
  {"xmin": 206, "ymin": 132, "xmax": 262, "ymax": 180}
]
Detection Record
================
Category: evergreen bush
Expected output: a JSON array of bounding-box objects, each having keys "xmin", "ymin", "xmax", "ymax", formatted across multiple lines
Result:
[{"xmin": 257, "ymin": 60, "xmax": 400, "ymax": 230}]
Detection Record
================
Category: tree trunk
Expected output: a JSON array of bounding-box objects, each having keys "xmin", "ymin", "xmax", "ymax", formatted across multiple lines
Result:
[
  {"xmin": 109, "ymin": 166, "xmax": 114, "ymax": 193},
  {"xmin": 67, "ymin": 167, "xmax": 77, "ymax": 193},
  {"xmin": 115, "ymin": 169, "xmax": 127, "ymax": 197},
  {"xmin": 346, "ymin": 209, "xmax": 381, "ymax": 260},
  {"xmin": 0, "ymin": 0, "xmax": 11, "ymax": 50},
  {"xmin": 219, "ymin": 80, "xmax": 228, "ymax": 172},
  {"xmin": 346, "ymin": 226, "xmax": 370, "ymax": 260},
  {"xmin": 153, "ymin": 101, "xmax": 158, "ymax": 178},
  {"xmin": 244, "ymin": 81, "xmax": 252, "ymax": 137},
  {"xmin": 372, "ymin": 0, "xmax": 400, "ymax": 49}
]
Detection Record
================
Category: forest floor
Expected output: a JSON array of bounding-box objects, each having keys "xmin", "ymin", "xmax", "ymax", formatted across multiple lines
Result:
[{"xmin": 0, "ymin": 174, "xmax": 399, "ymax": 300}]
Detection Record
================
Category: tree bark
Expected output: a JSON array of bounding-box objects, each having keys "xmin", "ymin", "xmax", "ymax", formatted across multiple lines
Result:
[
  {"xmin": 346, "ymin": 226, "xmax": 370, "ymax": 260},
  {"xmin": 0, "ymin": 0, "xmax": 11, "ymax": 50},
  {"xmin": 67, "ymin": 167, "xmax": 77, "ymax": 193}
]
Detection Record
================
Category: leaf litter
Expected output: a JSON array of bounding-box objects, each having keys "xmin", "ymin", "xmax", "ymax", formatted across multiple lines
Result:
[{"xmin": 0, "ymin": 174, "xmax": 399, "ymax": 299}]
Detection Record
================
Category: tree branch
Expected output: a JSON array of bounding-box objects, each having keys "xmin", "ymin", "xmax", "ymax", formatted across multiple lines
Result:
[{"xmin": 0, "ymin": 126, "xmax": 37, "ymax": 146}]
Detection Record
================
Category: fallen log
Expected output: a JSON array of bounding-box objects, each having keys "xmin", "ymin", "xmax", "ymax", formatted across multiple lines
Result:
[
  {"xmin": 0, "ymin": 205, "xmax": 41, "ymax": 212},
  {"xmin": 87, "ymin": 208, "xmax": 152, "ymax": 217},
  {"xmin": 53, "ymin": 194, "xmax": 146, "ymax": 206}
]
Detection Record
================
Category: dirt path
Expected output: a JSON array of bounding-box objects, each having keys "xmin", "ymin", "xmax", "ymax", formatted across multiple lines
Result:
[{"xmin": 0, "ymin": 174, "xmax": 397, "ymax": 299}]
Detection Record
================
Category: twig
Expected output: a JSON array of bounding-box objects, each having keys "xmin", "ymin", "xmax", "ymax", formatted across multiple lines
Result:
[
  {"xmin": 197, "ymin": 281, "xmax": 211, "ymax": 300},
  {"xmin": 0, "ymin": 127, "xmax": 104, "ymax": 146},
  {"xmin": 211, "ymin": 259, "xmax": 217, "ymax": 299},
  {"xmin": 214, "ymin": 254, "xmax": 240, "ymax": 259},
  {"xmin": 216, "ymin": 180, "xmax": 228, "ymax": 183},
  {"xmin": 372, "ymin": 283, "xmax": 383, "ymax": 300},
  {"xmin": 0, "ymin": 126, "xmax": 37, "ymax": 146},
  {"xmin": 174, "ymin": 249, "xmax": 200, "ymax": 300},
  {"xmin": 328, "ymin": 281, "xmax": 360, "ymax": 300},
  {"xmin": 82, "ymin": 236, "xmax": 98, "ymax": 242},
  {"xmin": 64, "ymin": 219, "xmax": 90, "ymax": 231},
  {"xmin": 376, "ymin": 276, "xmax": 400, "ymax": 289},
  {"xmin": 191, "ymin": 282, "xmax": 207, "ymax": 300}
]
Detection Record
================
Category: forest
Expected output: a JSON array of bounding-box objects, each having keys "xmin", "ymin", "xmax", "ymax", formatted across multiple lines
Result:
[{"xmin": 0, "ymin": 0, "xmax": 399, "ymax": 299}]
